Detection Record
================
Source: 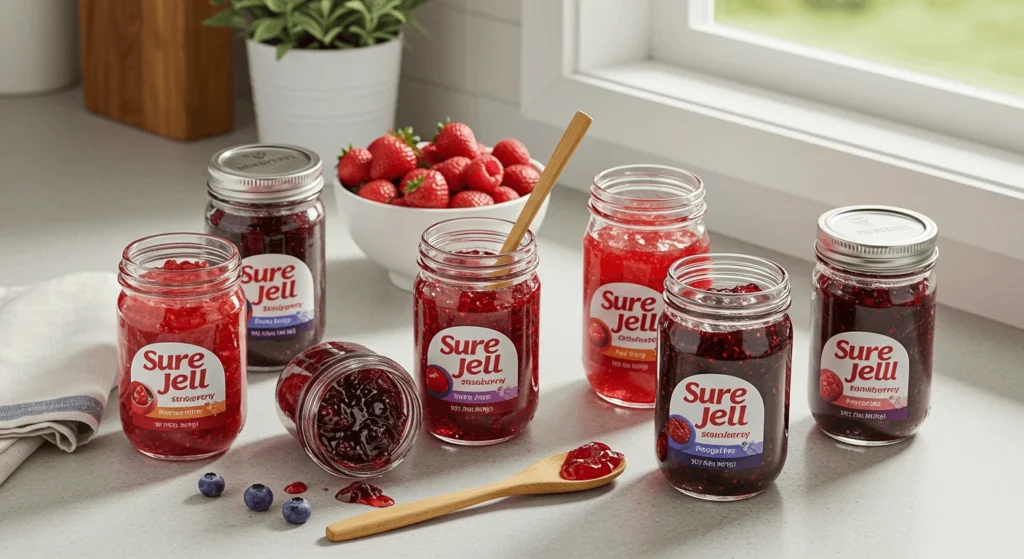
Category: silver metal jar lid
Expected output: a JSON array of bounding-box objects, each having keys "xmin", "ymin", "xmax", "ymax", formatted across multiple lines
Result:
[
  {"xmin": 207, "ymin": 144, "xmax": 323, "ymax": 204},
  {"xmin": 816, "ymin": 205, "xmax": 938, "ymax": 273}
]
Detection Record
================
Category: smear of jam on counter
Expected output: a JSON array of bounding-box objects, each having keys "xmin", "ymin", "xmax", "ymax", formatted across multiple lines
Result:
[
  {"xmin": 335, "ymin": 482, "xmax": 395, "ymax": 508},
  {"xmin": 284, "ymin": 481, "xmax": 307, "ymax": 494}
]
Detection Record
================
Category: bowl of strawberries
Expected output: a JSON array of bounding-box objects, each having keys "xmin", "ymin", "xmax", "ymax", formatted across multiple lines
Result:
[{"xmin": 334, "ymin": 119, "xmax": 549, "ymax": 291}]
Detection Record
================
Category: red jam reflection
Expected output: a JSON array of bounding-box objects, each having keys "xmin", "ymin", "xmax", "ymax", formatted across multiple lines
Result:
[
  {"xmin": 335, "ymin": 482, "xmax": 394, "ymax": 508},
  {"xmin": 559, "ymin": 442, "xmax": 624, "ymax": 481}
]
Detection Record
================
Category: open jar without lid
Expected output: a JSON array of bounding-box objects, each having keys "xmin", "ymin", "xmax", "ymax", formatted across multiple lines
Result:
[
  {"xmin": 809, "ymin": 205, "xmax": 938, "ymax": 446},
  {"xmin": 275, "ymin": 342, "xmax": 420, "ymax": 478}
]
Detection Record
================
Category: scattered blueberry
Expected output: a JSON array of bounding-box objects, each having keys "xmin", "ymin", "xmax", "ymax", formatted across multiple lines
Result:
[
  {"xmin": 198, "ymin": 472, "xmax": 225, "ymax": 497},
  {"xmin": 244, "ymin": 483, "xmax": 274, "ymax": 512},
  {"xmin": 282, "ymin": 497, "xmax": 312, "ymax": 525}
]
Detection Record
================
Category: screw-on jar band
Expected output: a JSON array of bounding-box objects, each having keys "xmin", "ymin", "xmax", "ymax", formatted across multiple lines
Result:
[
  {"xmin": 207, "ymin": 144, "xmax": 324, "ymax": 204},
  {"xmin": 816, "ymin": 205, "xmax": 938, "ymax": 274}
]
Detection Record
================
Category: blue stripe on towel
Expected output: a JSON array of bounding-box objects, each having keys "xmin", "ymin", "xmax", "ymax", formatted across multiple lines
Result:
[{"xmin": 0, "ymin": 396, "xmax": 105, "ymax": 423}]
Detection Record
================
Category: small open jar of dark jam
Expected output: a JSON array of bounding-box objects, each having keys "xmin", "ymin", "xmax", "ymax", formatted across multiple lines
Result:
[
  {"xmin": 809, "ymin": 206, "xmax": 938, "ymax": 446},
  {"xmin": 275, "ymin": 341, "xmax": 421, "ymax": 478},
  {"xmin": 657, "ymin": 254, "xmax": 792, "ymax": 501},
  {"xmin": 205, "ymin": 144, "xmax": 326, "ymax": 373}
]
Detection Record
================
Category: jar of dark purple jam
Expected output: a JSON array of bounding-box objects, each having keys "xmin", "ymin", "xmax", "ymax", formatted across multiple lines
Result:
[
  {"xmin": 809, "ymin": 206, "xmax": 938, "ymax": 446},
  {"xmin": 657, "ymin": 254, "xmax": 792, "ymax": 501},
  {"xmin": 205, "ymin": 144, "xmax": 326, "ymax": 372}
]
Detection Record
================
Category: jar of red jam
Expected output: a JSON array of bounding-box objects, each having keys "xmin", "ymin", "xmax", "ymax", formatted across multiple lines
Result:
[
  {"xmin": 584, "ymin": 165, "xmax": 711, "ymax": 408},
  {"xmin": 414, "ymin": 218, "xmax": 540, "ymax": 445},
  {"xmin": 117, "ymin": 233, "xmax": 247, "ymax": 460},
  {"xmin": 809, "ymin": 206, "xmax": 938, "ymax": 446},
  {"xmin": 275, "ymin": 341, "xmax": 421, "ymax": 478},
  {"xmin": 205, "ymin": 144, "xmax": 326, "ymax": 373},
  {"xmin": 656, "ymin": 254, "xmax": 792, "ymax": 501}
]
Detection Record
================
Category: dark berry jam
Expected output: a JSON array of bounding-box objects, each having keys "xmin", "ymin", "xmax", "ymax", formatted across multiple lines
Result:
[
  {"xmin": 284, "ymin": 481, "xmax": 307, "ymax": 494},
  {"xmin": 335, "ymin": 482, "xmax": 394, "ymax": 508},
  {"xmin": 657, "ymin": 254, "xmax": 792, "ymax": 501},
  {"xmin": 560, "ymin": 442, "xmax": 625, "ymax": 480},
  {"xmin": 117, "ymin": 235, "xmax": 247, "ymax": 461}
]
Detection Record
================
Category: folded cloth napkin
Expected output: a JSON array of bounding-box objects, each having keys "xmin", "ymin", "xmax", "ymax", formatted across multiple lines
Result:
[{"xmin": 0, "ymin": 272, "xmax": 120, "ymax": 485}]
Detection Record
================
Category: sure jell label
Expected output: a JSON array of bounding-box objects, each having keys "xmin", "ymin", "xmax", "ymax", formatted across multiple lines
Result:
[
  {"xmin": 129, "ymin": 342, "xmax": 227, "ymax": 431},
  {"xmin": 587, "ymin": 283, "xmax": 662, "ymax": 372},
  {"xmin": 426, "ymin": 326, "xmax": 519, "ymax": 415},
  {"xmin": 241, "ymin": 254, "xmax": 315, "ymax": 340},
  {"xmin": 818, "ymin": 332, "xmax": 910, "ymax": 421},
  {"xmin": 668, "ymin": 374, "xmax": 765, "ymax": 471}
]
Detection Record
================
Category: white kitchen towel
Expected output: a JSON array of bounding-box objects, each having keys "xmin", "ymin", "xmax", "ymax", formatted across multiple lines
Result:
[{"xmin": 0, "ymin": 272, "xmax": 120, "ymax": 485}]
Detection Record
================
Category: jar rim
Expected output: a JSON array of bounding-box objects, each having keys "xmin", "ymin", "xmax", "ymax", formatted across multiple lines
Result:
[
  {"xmin": 664, "ymin": 253, "xmax": 791, "ymax": 320},
  {"xmin": 418, "ymin": 217, "xmax": 538, "ymax": 284},
  {"xmin": 119, "ymin": 233, "xmax": 241, "ymax": 296},
  {"xmin": 590, "ymin": 164, "xmax": 706, "ymax": 227}
]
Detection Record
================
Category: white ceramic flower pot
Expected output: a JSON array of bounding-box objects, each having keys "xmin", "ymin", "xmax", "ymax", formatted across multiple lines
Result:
[
  {"xmin": 246, "ymin": 38, "xmax": 402, "ymax": 166},
  {"xmin": 0, "ymin": 0, "xmax": 79, "ymax": 95}
]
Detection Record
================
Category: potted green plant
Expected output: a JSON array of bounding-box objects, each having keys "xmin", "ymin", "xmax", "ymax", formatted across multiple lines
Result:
[{"xmin": 205, "ymin": 0, "xmax": 427, "ymax": 163}]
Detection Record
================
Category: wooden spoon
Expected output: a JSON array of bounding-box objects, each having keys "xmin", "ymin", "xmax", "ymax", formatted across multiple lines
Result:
[{"xmin": 325, "ymin": 449, "xmax": 626, "ymax": 543}]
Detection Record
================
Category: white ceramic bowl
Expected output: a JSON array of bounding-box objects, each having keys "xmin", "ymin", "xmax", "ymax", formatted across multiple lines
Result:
[{"xmin": 334, "ymin": 156, "xmax": 549, "ymax": 291}]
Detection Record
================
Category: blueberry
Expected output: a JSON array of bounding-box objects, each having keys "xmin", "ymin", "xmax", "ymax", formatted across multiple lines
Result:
[
  {"xmin": 244, "ymin": 484, "xmax": 274, "ymax": 512},
  {"xmin": 198, "ymin": 472, "xmax": 225, "ymax": 498},
  {"xmin": 282, "ymin": 497, "xmax": 312, "ymax": 525}
]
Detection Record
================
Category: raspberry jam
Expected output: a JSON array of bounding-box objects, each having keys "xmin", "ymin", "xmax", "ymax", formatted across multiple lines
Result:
[
  {"xmin": 275, "ymin": 341, "xmax": 420, "ymax": 477},
  {"xmin": 809, "ymin": 206, "xmax": 938, "ymax": 446},
  {"xmin": 284, "ymin": 481, "xmax": 307, "ymax": 494},
  {"xmin": 583, "ymin": 165, "xmax": 711, "ymax": 408},
  {"xmin": 414, "ymin": 218, "xmax": 540, "ymax": 445},
  {"xmin": 560, "ymin": 442, "xmax": 625, "ymax": 481},
  {"xmin": 336, "ymin": 482, "xmax": 394, "ymax": 508},
  {"xmin": 205, "ymin": 145, "xmax": 326, "ymax": 372},
  {"xmin": 117, "ymin": 234, "xmax": 247, "ymax": 461},
  {"xmin": 657, "ymin": 254, "xmax": 792, "ymax": 501}
]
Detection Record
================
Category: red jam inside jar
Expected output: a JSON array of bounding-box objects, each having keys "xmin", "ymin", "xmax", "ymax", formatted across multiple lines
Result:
[
  {"xmin": 583, "ymin": 165, "xmax": 711, "ymax": 408},
  {"xmin": 117, "ymin": 234, "xmax": 247, "ymax": 460},
  {"xmin": 205, "ymin": 145, "xmax": 326, "ymax": 372},
  {"xmin": 656, "ymin": 254, "xmax": 792, "ymax": 501},
  {"xmin": 275, "ymin": 341, "xmax": 420, "ymax": 477},
  {"xmin": 809, "ymin": 206, "xmax": 938, "ymax": 446},
  {"xmin": 414, "ymin": 218, "xmax": 541, "ymax": 446},
  {"xmin": 559, "ymin": 442, "xmax": 625, "ymax": 480}
]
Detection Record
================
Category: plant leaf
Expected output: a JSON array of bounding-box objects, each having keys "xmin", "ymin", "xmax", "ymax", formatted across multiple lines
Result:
[
  {"xmin": 276, "ymin": 41, "xmax": 296, "ymax": 59},
  {"xmin": 204, "ymin": 8, "xmax": 246, "ymax": 28},
  {"xmin": 290, "ymin": 12, "xmax": 327, "ymax": 42},
  {"xmin": 320, "ymin": 0, "xmax": 332, "ymax": 16},
  {"xmin": 231, "ymin": 0, "xmax": 267, "ymax": 8},
  {"xmin": 252, "ymin": 17, "xmax": 286, "ymax": 42},
  {"xmin": 265, "ymin": 0, "xmax": 289, "ymax": 13}
]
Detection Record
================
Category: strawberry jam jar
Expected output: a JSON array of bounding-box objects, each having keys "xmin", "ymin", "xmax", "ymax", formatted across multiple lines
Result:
[
  {"xmin": 275, "ymin": 341, "xmax": 420, "ymax": 477},
  {"xmin": 117, "ymin": 234, "xmax": 247, "ymax": 460},
  {"xmin": 584, "ymin": 165, "xmax": 710, "ymax": 408},
  {"xmin": 414, "ymin": 218, "xmax": 540, "ymax": 445},
  {"xmin": 205, "ymin": 144, "xmax": 326, "ymax": 373},
  {"xmin": 809, "ymin": 206, "xmax": 938, "ymax": 446},
  {"xmin": 657, "ymin": 254, "xmax": 792, "ymax": 501}
]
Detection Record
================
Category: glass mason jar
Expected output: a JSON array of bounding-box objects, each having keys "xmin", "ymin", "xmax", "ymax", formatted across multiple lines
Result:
[
  {"xmin": 414, "ymin": 217, "xmax": 541, "ymax": 446},
  {"xmin": 205, "ymin": 144, "xmax": 326, "ymax": 373},
  {"xmin": 583, "ymin": 165, "xmax": 711, "ymax": 408},
  {"xmin": 117, "ymin": 233, "xmax": 248, "ymax": 461},
  {"xmin": 274, "ymin": 341, "xmax": 420, "ymax": 478},
  {"xmin": 656, "ymin": 254, "xmax": 793, "ymax": 501},
  {"xmin": 809, "ymin": 206, "xmax": 938, "ymax": 446}
]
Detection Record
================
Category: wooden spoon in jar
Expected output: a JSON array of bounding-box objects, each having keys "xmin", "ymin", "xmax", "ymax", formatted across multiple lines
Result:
[{"xmin": 324, "ymin": 449, "xmax": 626, "ymax": 543}]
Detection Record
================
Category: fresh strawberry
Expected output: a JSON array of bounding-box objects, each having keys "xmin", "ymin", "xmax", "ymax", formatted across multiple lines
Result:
[
  {"xmin": 336, "ymin": 145, "xmax": 372, "ymax": 187},
  {"xmin": 502, "ymin": 164, "xmax": 539, "ymax": 195},
  {"xmin": 491, "ymin": 186, "xmax": 520, "ymax": 204},
  {"xmin": 491, "ymin": 138, "xmax": 530, "ymax": 168},
  {"xmin": 431, "ymin": 156, "xmax": 472, "ymax": 193},
  {"xmin": 391, "ymin": 197, "xmax": 407, "ymax": 207},
  {"xmin": 434, "ymin": 118, "xmax": 479, "ymax": 160},
  {"xmin": 357, "ymin": 179, "xmax": 398, "ymax": 204},
  {"xmin": 450, "ymin": 190, "xmax": 495, "ymax": 208},
  {"xmin": 419, "ymin": 143, "xmax": 441, "ymax": 167},
  {"xmin": 369, "ymin": 135, "xmax": 417, "ymax": 181},
  {"xmin": 463, "ymin": 155, "xmax": 503, "ymax": 194},
  {"xmin": 401, "ymin": 169, "xmax": 449, "ymax": 208}
]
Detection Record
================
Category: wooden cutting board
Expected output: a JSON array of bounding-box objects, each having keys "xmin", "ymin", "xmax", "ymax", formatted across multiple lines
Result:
[{"xmin": 79, "ymin": 0, "xmax": 234, "ymax": 141}]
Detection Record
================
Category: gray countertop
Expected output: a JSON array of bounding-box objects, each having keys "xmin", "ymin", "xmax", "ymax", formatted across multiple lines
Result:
[{"xmin": 1, "ymin": 90, "xmax": 1021, "ymax": 558}]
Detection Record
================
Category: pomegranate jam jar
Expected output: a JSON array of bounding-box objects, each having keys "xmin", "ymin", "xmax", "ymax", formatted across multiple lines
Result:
[
  {"xmin": 583, "ymin": 165, "xmax": 710, "ymax": 408},
  {"xmin": 657, "ymin": 254, "xmax": 792, "ymax": 501},
  {"xmin": 809, "ymin": 206, "xmax": 938, "ymax": 446},
  {"xmin": 117, "ymin": 234, "xmax": 247, "ymax": 460},
  {"xmin": 414, "ymin": 218, "xmax": 541, "ymax": 446},
  {"xmin": 275, "ymin": 341, "xmax": 421, "ymax": 477},
  {"xmin": 205, "ymin": 144, "xmax": 326, "ymax": 372}
]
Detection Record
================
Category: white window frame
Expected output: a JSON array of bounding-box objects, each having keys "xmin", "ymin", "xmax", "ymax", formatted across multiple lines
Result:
[{"xmin": 520, "ymin": 0, "xmax": 1024, "ymax": 328}]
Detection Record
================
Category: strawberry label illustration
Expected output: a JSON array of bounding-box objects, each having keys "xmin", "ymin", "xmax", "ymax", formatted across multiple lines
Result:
[
  {"xmin": 818, "ymin": 332, "xmax": 910, "ymax": 420},
  {"xmin": 426, "ymin": 326, "xmax": 519, "ymax": 414},
  {"xmin": 667, "ymin": 374, "xmax": 765, "ymax": 471},
  {"xmin": 586, "ymin": 283, "xmax": 663, "ymax": 373},
  {"xmin": 241, "ymin": 254, "xmax": 315, "ymax": 340},
  {"xmin": 130, "ymin": 342, "xmax": 227, "ymax": 431}
]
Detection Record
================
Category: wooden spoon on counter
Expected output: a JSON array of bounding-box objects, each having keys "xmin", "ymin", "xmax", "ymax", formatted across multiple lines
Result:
[{"xmin": 325, "ymin": 449, "xmax": 626, "ymax": 543}]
